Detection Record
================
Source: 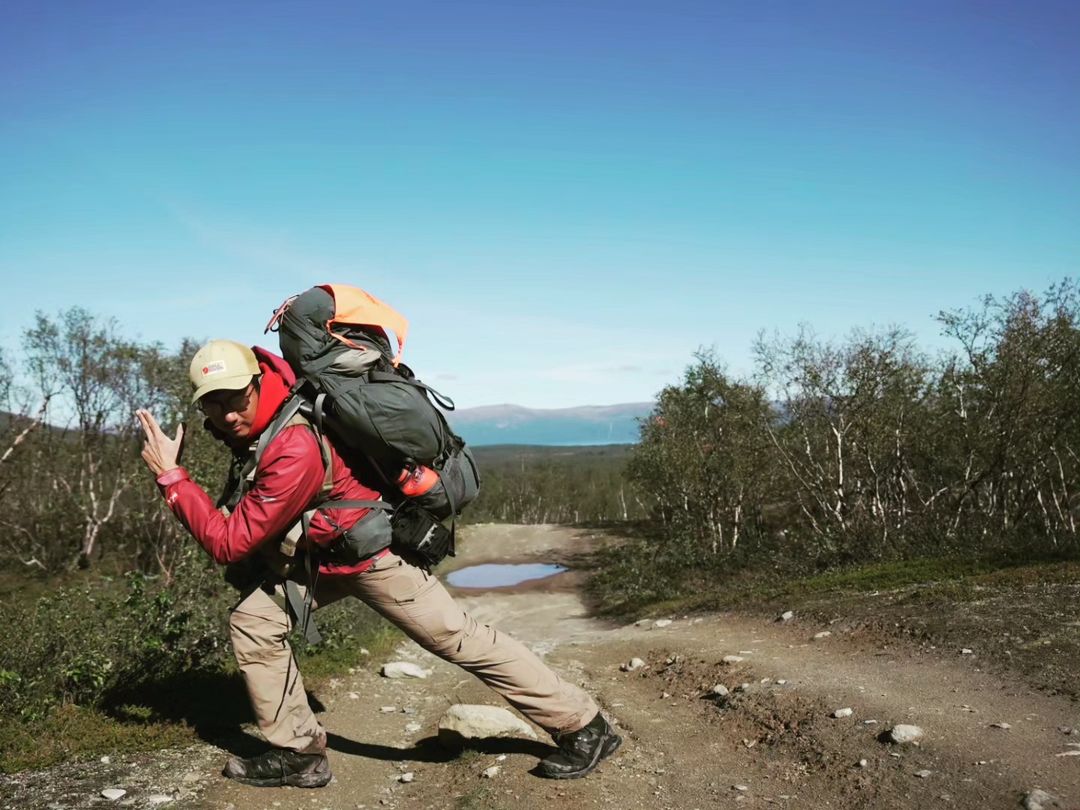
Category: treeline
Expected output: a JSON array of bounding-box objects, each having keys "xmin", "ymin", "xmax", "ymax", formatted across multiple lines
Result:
[
  {"xmin": 624, "ymin": 280, "xmax": 1080, "ymax": 572},
  {"xmin": 466, "ymin": 445, "xmax": 645, "ymax": 525},
  {"xmin": 0, "ymin": 310, "xmax": 224, "ymax": 579}
]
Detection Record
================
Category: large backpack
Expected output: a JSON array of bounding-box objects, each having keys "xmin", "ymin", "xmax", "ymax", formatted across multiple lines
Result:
[{"xmin": 265, "ymin": 284, "xmax": 480, "ymax": 526}]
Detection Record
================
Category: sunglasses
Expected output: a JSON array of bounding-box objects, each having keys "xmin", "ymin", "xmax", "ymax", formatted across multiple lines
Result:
[{"xmin": 198, "ymin": 383, "xmax": 255, "ymax": 416}]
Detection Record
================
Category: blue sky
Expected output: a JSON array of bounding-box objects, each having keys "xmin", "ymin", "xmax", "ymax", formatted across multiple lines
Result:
[{"xmin": 2, "ymin": 0, "xmax": 1076, "ymax": 408}]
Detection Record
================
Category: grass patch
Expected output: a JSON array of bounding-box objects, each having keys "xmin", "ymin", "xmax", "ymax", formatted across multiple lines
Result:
[{"xmin": 0, "ymin": 703, "xmax": 196, "ymax": 773}]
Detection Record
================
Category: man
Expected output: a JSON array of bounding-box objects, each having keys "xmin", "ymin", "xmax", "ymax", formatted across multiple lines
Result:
[{"xmin": 137, "ymin": 339, "xmax": 620, "ymax": 788}]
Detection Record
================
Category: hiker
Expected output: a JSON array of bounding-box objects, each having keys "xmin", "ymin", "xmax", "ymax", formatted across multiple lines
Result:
[{"xmin": 136, "ymin": 339, "xmax": 620, "ymax": 788}]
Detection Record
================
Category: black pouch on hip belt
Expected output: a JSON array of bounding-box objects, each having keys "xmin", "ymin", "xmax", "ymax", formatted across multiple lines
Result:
[{"xmin": 390, "ymin": 501, "xmax": 452, "ymax": 568}]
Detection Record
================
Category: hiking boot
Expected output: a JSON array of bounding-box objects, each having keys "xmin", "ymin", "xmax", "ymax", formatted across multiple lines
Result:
[
  {"xmin": 222, "ymin": 748, "xmax": 332, "ymax": 788},
  {"xmin": 538, "ymin": 712, "xmax": 622, "ymax": 779}
]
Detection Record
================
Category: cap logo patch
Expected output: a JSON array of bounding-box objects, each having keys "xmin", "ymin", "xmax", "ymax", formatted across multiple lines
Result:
[{"xmin": 202, "ymin": 360, "xmax": 227, "ymax": 377}]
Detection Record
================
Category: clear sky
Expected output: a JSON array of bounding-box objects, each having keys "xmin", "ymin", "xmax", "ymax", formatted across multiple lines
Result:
[{"xmin": 2, "ymin": 1, "xmax": 1076, "ymax": 408}]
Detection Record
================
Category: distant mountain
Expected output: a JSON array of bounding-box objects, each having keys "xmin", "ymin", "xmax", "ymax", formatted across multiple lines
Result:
[{"xmin": 446, "ymin": 402, "xmax": 653, "ymax": 447}]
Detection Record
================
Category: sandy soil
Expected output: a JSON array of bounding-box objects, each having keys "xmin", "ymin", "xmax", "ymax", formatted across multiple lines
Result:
[{"xmin": 7, "ymin": 524, "xmax": 1080, "ymax": 809}]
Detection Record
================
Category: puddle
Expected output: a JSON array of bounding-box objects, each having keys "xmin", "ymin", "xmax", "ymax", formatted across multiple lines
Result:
[{"xmin": 446, "ymin": 563, "xmax": 568, "ymax": 589}]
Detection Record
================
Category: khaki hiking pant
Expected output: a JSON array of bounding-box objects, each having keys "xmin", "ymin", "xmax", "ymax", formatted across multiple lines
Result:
[{"xmin": 228, "ymin": 550, "xmax": 598, "ymax": 753}]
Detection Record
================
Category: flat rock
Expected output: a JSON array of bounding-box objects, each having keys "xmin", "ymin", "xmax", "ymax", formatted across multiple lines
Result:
[
  {"xmin": 147, "ymin": 797, "xmax": 174, "ymax": 806},
  {"xmin": 710, "ymin": 684, "xmax": 730, "ymax": 697},
  {"xmin": 381, "ymin": 661, "xmax": 430, "ymax": 679},
  {"xmin": 482, "ymin": 765, "xmax": 501, "ymax": 778},
  {"xmin": 101, "ymin": 789, "xmax": 126, "ymax": 801},
  {"xmin": 621, "ymin": 657, "xmax": 646, "ymax": 672},
  {"xmin": 380, "ymin": 706, "xmax": 397, "ymax": 713},
  {"xmin": 914, "ymin": 769, "xmax": 932, "ymax": 778},
  {"xmin": 777, "ymin": 610, "xmax": 794, "ymax": 622},
  {"xmin": 438, "ymin": 704, "xmax": 537, "ymax": 750},
  {"xmin": 813, "ymin": 631, "xmax": 832, "ymax": 640},
  {"xmin": 653, "ymin": 619, "xmax": 673, "ymax": 628},
  {"xmin": 990, "ymin": 722, "xmax": 1011, "ymax": 729},
  {"xmin": 886, "ymin": 724, "xmax": 924, "ymax": 744},
  {"xmin": 722, "ymin": 655, "xmax": 745, "ymax": 664},
  {"xmin": 833, "ymin": 708, "xmax": 853, "ymax": 718},
  {"xmin": 398, "ymin": 772, "xmax": 414, "ymax": 783}
]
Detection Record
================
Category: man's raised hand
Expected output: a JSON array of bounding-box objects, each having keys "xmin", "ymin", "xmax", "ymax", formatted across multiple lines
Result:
[{"xmin": 136, "ymin": 409, "xmax": 185, "ymax": 476}]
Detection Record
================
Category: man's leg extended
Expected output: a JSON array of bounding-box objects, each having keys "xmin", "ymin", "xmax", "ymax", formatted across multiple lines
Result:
[
  {"xmin": 225, "ymin": 584, "xmax": 330, "ymax": 787},
  {"xmin": 346, "ymin": 552, "xmax": 620, "ymax": 775}
]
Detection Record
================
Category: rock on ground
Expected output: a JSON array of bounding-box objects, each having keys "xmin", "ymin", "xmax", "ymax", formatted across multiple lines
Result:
[
  {"xmin": 437, "ymin": 704, "xmax": 538, "ymax": 750},
  {"xmin": 1024, "ymin": 788, "xmax": 1059, "ymax": 810},
  {"xmin": 381, "ymin": 661, "xmax": 430, "ymax": 679},
  {"xmin": 833, "ymin": 708, "xmax": 854, "ymax": 718},
  {"xmin": 621, "ymin": 657, "xmax": 646, "ymax": 672},
  {"xmin": 886, "ymin": 724, "xmax": 925, "ymax": 744}
]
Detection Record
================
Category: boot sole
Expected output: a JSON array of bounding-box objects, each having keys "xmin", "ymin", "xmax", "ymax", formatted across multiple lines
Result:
[{"xmin": 539, "ymin": 732, "xmax": 623, "ymax": 780}]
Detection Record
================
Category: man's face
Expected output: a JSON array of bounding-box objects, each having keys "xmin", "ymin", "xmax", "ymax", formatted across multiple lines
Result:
[{"xmin": 199, "ymin": 382, "xmax": 259, "ymax": 441}]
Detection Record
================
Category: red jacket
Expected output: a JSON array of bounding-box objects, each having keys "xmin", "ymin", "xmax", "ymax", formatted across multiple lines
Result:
[{"xmin": 156, "ymin": 348, "xmax": 388, "ymax": 576}]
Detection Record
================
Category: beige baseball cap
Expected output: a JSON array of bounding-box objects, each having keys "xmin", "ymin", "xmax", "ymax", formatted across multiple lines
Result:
[{"xmin": 189, "ymin": 340, "xmax": 260, "ymax": 404}]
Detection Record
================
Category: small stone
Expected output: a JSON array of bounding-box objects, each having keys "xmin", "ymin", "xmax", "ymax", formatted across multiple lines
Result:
[
  {"xmin": 481, "ymin": 765, "xmax": 500, "ymax": 779},
  {"xmin": 989, "ymin": 722, "xmax": 1011, "ymax": 729},
  {"xmin": 147, "ymin": 796, "xmax": 174, "ymax": 806},
  {"xmin": 100, "ymin": 756, "xmax": 111, "ymax": 764},
  {"xmin": 653, "ymin": 619, "xmax": 673, "ymax": 628},
  {"xmin": 621, "ymin": 657, "xmax": 646, "ymax": 672},
  {"xmin": 813, "ymin": 631, "xmax": 832, "ymax": 640},
  {"xmin": 661, "ymin": 691, "xmax": 672, "ymax": 699},
  {"xmin": 1058, "ymin": 726, "xmax": 1076, "ymax": 735},
  {"xmin": 863, "ymin": 719, "xmax": 879, "ymax": 725},
  {"xmin": 914, "ymin": 769, "xmax": 932, "ymax": 778},
  {"xmin": 634, "ymin": 619, "xmax": 651, "ymax": 627},
  {"xmin": 381, "ymin": 662, "xmax": 429, "ymax": 679},
  {"xmin": 733, "ymin": 784, "xmax": 749, "ymax": 792},
  {"xmin": 961, "ymin": 648, "xmax": 974, "ymax": 655},
  {"xmin": 711, "ymin": 684, "xmax": 730, "ymax": 697},
  {"xmin": 381, "ymin": 706, "xmax": 397, "ymax": 713},
  {"xmin": 722, "ymin": 655, "xmax": 745, "ymax": 664},
  {"xmin": 777, "ymin": 679, "xmax": 788, "ymax": 685},
  {"xmin": 777, "ymin": 610, "xmax": 794, "ymax": 622},
  {"xmin": 833, "ymin": 708, "xmax": 853, "ymax": 718},
  {"xmin": 858, "ymin": 759, "xmax": 868, "ymax": 768},
  {"xmin": 101, "ymin": 789, "xmax": 126, "ymax": 801},
  {"xmin": 348, "ymin": 692, "xmax": 360, "ymax": 700},
  {"xmin": 1055, "ymin": 750, "xmax": 1080, "ymax": 757},
  {"xmin": 398, "ymin": 772, "xmax": 414, "ymax": 783},
  {"xmin": 496, "ymin": 754, "xmax": 507, "ymax": 761},
  {"xmin": 1024, "ymin": 788, "xmax": 1058, "ymax": 810},
  {"xmin": 738, "ymin": 650, "xmax": 754, "ymax": 655},
  {"xmin": 736, "ymin": 683, "xmax": 751, "ymax": 692},
  {"xmin": 886, "ymin": 724, "xmax": 924, "ymax": 744},
  {"xmin": 760, "ymin": 678, "xmax": 771, "ymax": 684}
]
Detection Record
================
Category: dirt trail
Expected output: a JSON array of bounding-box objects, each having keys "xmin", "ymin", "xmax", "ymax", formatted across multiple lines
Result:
[{"xmin": 9, "ymin": 524, "xmax": 1078, "ymax": 809}]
